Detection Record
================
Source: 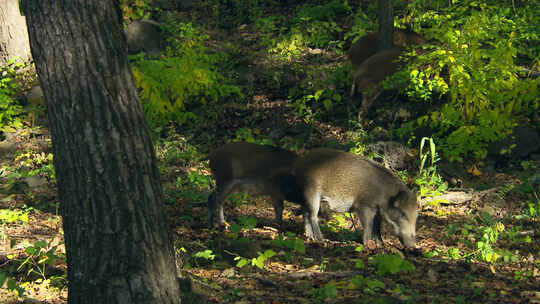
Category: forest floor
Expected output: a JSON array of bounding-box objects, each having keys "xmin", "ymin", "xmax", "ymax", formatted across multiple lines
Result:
[
  {"xmin": 1, "ymin": 3, "xmax": 540, "ymax": 304},
  {"xmin": 0, "ymin": 101, "xmax": 538, "ymax": 303}
]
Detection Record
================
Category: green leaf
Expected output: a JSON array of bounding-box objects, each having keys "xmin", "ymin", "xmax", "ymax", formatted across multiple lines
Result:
[
  {"xmin": 372, "ymin": 254, "xmax": 415, "ymax": 275},
  {"xmin": 350, "ymin": 275, "xmax": 364, "ymax": 288},
  {"xmin": 34, "ymin": 240, "xmax": 47, "ymax": 248},
  {"xmin": 293, "ymin": 239, "xmax": 306, "ymax": 254},
  {"xmin": 7, "ymin": 278, "xmax": 17, "ymax": 290},
  {"xmin": 424, "ymin": 250, "xmax": 439, "ymax": 258},
  {"xmin": 263, "ymin": 249, "xmax": 276, "ymax": 258},
  {"xmin": 194, "ymin": 249, "xmax": 215, "ymax": 261},
  {"xmin": 229, "ymin": 224, "xmax": 242, "ymax": 233},
  {"xmin": 323, "ymin": 283, "xmax": 338, "ymax": 299},
  {"xmin": 252, "ymin": 257, "xmax": 264, "ymax": 269},
  {"xmin": 15, "ymin": 285, "xmax": 25, "ymax": 296},
  {"xmin": 238, "ymin": 216, "xmax": 257, "ymax": 229},
  {"xmin": 24, "ymin": 247, "xmax": 37, "ymax": 255},
  {"xmin": 365, "ymin": 278, "xmax": 385, "ymax": 290},
  {"xmin": 314, "ymin": 89, "xmax": 324, "ymax": 100},
  {"xmin": 0, "ymin": 271, "xmax": 7, "ymax": 287},
  {"xmin": 322, "ymin": 98, "xmax": 332, "ymax": 111},
  {"xmin": 236, "ymin": 258, "xmax": 248, "ymax": 268}
]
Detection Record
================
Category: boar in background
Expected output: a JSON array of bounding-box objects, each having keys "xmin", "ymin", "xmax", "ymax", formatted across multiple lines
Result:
[{"xmin": 348, "ymin": 29, "xmax": 427, "ymax": 119}]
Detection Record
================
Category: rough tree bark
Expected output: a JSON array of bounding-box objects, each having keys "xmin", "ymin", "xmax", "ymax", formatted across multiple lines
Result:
[
  {"xmin": 0, "ymin": 0, "xmax": 32, "ymax": 65},
  {"xmin": 377, "ymin": 0, "xmax": 394, "ymax": 52},
  {"xmin": 24, "ymin": 1, "xmax": 181, "ymax": 303}
]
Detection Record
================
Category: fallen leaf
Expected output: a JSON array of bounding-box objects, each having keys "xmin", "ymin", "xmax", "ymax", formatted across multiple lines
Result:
[{"xmin": 467, "ymin": 164, "xmax": 482, "ymax": 176}]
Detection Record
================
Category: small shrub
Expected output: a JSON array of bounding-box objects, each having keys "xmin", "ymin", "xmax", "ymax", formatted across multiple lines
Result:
[
  {"xmin": 270, "ymin": 1, "xmax": 351, "ymax": 59},
  {"xmin": 371, "ymin": 254, "xmax": 415, "ymax": 275},
  {"xmin": 271, "ymin": 232, "xmax": 306, "ymax": 261},
  {"xmin": 344, "ymin": 10, "xmax": 375, "ymax": 44},
  {"xmin": 235, "ymin": 249, "xmax": 276, "ymax": 269},
  {"xmin": 415, "ymin": 137, "xmax": 447, "ymax": 200},
  {"xmin": 0, "ymin": 271, "xmax": 25, "ymax": 297},
  {"xmin": 310, "ymin": 282, "xmax": 338, "ymax": 303},
  {"xmin": 0, "ymin": 59, "xmax": 24, "ymax": 131},
  {"xmin": 131, "ymin": 21, "xmax": 242, "ymax": 131},
  {"xmin": 293, "ymin": 88, "xmax": 343, "ymax": 120},
  {"xmin": 269, "ymin": 32, "xmax": 306, "ymax": 60},
  {"xmin": 217, "ymin": 0, "xmax": 263, "ymax": 28},
  {"xmin": 233, "ymin": 128, "xmax": 274, "ymax": 146},
  {"xmin": 173, "ymin": 169, "xmax": 212, "ymax": 203},
  {"xmin": 10, "ymin": 237, "xmax": 65, "ymax": 282},
  {"xmin": 397, "ymin": 6, "xmax": 539, "ymax": 162},
  {"xmin": 0, "ymin": 209, "xmax": 29, "ymax": 225},
  {"xmin": 120, "ymin": 0, "xmax": 152, "ymax": 21},
  {"xmin": 14, "ymin": 151, "xmax": 55, "ymax": 180},
  {"xmin": 133, "ymin": 56, "xmax": 241, "ymax": 128}
]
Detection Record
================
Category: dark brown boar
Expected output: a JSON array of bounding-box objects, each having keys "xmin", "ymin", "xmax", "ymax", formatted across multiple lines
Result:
[
  {"xmin": 348, "ymin": 29, "xmax": 426, "ymax": 119},
  {"xmin": 348, "ymin": 29, "xmax": 426, "ymax": 71},
  {"xmin": 207, "ymin": 142, "xmax": 303, "ymax": 229},
  {"xmin": 353, "ymin": 46, "xmax": 406, "ymax": 119}
]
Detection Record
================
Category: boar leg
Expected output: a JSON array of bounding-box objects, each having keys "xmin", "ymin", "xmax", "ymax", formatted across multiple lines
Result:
[
  {"xmin": 350, "ymin": 79, "xmax": 357, "ymax": 97},
  {"xmin": 207, "ymin": 181, "xmax": 237, "ymax": 228},
  {"xmin": 271, "ymin": 198, "xmax": 284, "ymax": 229},
  {"xmin": 371, "ymin": 211, "xmax": 384, "ymax": 244},
  {"xmin": 207, "ymin": 191, "xmax": 217, "ymax": 227},
  {"xmin": 357, "ymin": 90, "xmax": 382, "ymax": 120},
  {"xmin": 357, "ymin": 206, "xmax": 379, "ymax": 245},
  {"xmin": 302, "ymin": 208, "xmax": 314, "ymax": 239},
  {"xmin": 303, "ymin": 191, "xmax": 324, "ymax": 241}
]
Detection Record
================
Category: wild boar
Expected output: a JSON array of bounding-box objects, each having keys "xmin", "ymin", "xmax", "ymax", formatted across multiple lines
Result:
[
  {"xmin": 348, "ymin": 29, "xmax": 426, "ymax": 119},
  {"xmin": 206, "ymin": 142, "xmax": 303, "ymax": 229},
  {"xmin": 353, "ymin": 46, "xmax": 405, "ymax": 119},
  {"xmin": 294, "ymin": 148, "xmax": 418, "ymax": 247},
  {"xmin": 348, "ymin": 29, "xmax": 426, "ymax": 73}
]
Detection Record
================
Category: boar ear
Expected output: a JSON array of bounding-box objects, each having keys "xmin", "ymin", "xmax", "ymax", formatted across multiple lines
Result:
[
  {"xmin": 411, "ymin": 190, "xmax": 421, "ymax": 208},
  {"xmin": 415, "ymin": 193, "xmax": 421, "ymax": 208}
]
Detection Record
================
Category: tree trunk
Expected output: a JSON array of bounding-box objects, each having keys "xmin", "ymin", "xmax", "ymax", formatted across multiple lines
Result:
[
  {"xmin": 23, "ymin": 1, "xmax": 181, "ymax": 303},
  {"xmin": 0, "ymin": 0, "xmax": 32, "ymax": 65},
  {"xmin": 377, "ymin": 0, "xmax": 394, "ymax": 52}
]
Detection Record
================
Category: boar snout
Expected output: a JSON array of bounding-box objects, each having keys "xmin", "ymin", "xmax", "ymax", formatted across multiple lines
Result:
[
  {"xmin": 399, "ymin": 233, "xmax": 416, "ymax": 248},
  {"xmin": 388, "ymin": 219, "xmax": 416, "ymax": 248}
]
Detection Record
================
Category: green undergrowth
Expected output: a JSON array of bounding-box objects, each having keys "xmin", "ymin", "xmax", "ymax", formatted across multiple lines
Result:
[
  {"xmin": 131, "ymin": 19, "xmax": 243, "ymax": 134},
  {"xmin": 394, "ymin": 1, "xmax": 539, "ymax": 162},
  {"xmin": 0, "ymin": 59, "xmax": 25, "ymax": 131}
]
